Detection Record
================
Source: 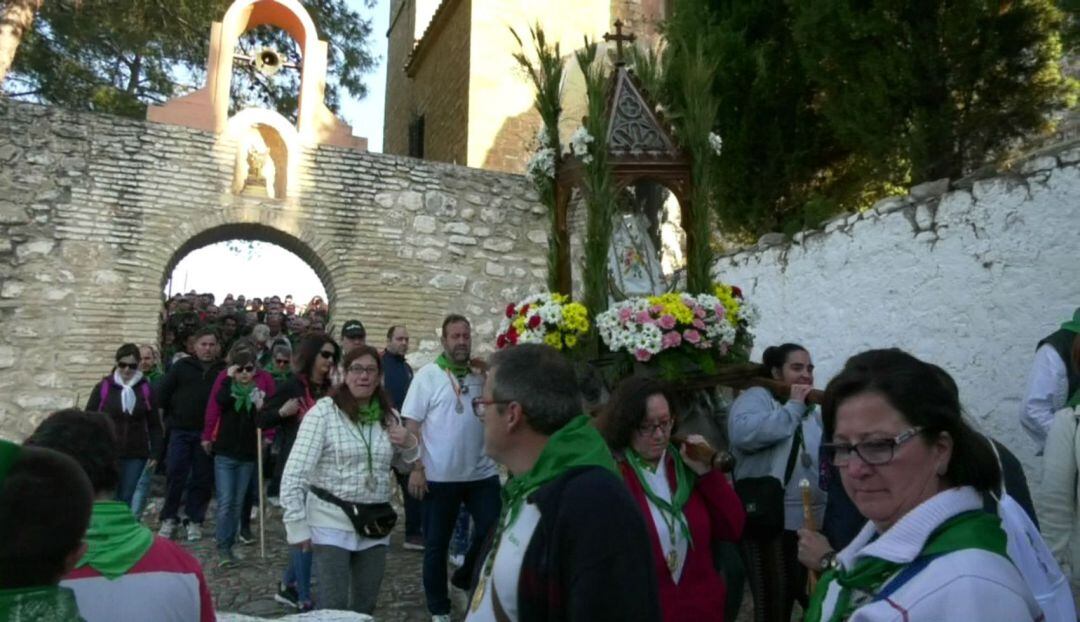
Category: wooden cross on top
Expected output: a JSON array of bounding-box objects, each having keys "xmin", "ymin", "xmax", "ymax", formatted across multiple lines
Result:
[{"xmin": 603, "ymin": 20, "xmax": 636, "ymax": 65}]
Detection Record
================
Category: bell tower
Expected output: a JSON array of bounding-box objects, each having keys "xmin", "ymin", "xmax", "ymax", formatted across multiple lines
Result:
[{"xmin": 147, "ymin": 0, "xmax": 366, "ymax": 150}]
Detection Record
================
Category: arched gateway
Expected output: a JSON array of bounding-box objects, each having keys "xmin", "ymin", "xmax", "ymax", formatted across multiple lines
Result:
[{"xmin": 0, "ymin": 0, "xmax": 548, "ymax": 439}]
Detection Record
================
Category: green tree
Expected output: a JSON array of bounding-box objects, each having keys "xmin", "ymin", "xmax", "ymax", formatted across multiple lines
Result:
[
  {"xmin": 791, "ymin": 0, "xmax": 1074, "ymax": 184},
  {"xmin": 4, "ymin": 0, "xmax": 377, "ymax": 120},
  {"xmin": 662, "ymin": 0, "xmax": 857, "ymax": 238}
]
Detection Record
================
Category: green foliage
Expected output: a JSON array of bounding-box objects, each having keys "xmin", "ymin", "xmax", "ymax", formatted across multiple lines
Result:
[
  {"xmin": 791, "ymin": 0, "xmax": 1074, "ymax": 183},
  {"xmin": 575, "ymin": 39, "xmax": 616, "ymax": 319},
  {"xmin": 6, "ymin": 0, "xmax": 377, "ymax": 120},
  {"xmin": 511, "ymin": 24, "xmax": 564, "ymax": 293}
]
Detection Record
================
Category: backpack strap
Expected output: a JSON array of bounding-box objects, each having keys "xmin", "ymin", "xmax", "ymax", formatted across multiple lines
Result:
[
  {"xmin": 140, "ymin": 382, "xmax": 152, "ymax": 411},
  {"xmin": 872, "ymin": 552, "xmax": 944, "ymax": 603},
  {"xmin": 99, "ymin": 378, "xmax": 110, "ymax": 407}
]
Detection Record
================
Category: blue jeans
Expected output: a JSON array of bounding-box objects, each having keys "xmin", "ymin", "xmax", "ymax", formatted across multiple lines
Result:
[
  {"xmin": 115, "ymin": 458, "xmax": 147, "ymax": 506},
  {"xmin": 421, "ymin": 476, "xmax": 501, "ymax": 615},
  {"xmin": 130, "ymin": 463, "xmax": 154, "ymax": 520},
  {"xmin": 450, "ymin": 505, "xmax": 471, "ymax": 557},
  {"xmin": 160, "ymin": 429, "xmax": 212, "ymax": 524},
  {"xmin": 283, "ymin": 547, "xmax": 313, "ymax": 604},
  {"xmin": 214, "ymin": 455, "xmax": 255, "ymax": 552}
]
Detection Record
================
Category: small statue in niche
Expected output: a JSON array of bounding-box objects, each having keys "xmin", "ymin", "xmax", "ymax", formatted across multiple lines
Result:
[{"xmin": 243, "ymin": 145, "xmax": 269, "ymax": 196}]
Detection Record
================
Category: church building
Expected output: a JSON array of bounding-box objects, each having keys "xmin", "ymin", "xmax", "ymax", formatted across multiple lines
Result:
[{"xmin": 383, "ymin": 0, "xmax": 671, "ymax": 173}]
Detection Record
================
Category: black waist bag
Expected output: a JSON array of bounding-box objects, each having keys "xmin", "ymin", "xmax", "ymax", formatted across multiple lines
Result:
[
  {"xmin": 310, "ymin": 485, "xmax": 397, "ymax": 538},
  {"xmin": 734, "ymin": 425, "xmax": 803, "ymax": 540}
]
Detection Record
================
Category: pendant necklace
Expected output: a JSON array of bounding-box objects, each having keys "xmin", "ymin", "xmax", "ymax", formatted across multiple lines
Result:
[{"xmin": 446, "ymin": 370, "xmax": 466, "ymax": 414}]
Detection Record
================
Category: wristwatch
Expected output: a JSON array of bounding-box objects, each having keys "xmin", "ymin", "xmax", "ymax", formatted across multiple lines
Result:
[{"xmin": 819, "ymin": 550, "xmax": 838, "ymax": 572}]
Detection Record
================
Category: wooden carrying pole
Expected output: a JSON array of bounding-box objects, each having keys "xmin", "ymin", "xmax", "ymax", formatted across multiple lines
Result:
[
  {"xmin": 256, "ymin": 427, "xmax": 266, "ymax": 559},
  {"xmin": 801, "ymin": 479, "xmax": 818, "ymax": 593}
]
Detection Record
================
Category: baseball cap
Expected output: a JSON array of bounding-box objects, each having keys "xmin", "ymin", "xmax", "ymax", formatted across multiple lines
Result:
[{"xmin": 342, "ymin": 320, "xmax": 366, "ymax": 339}]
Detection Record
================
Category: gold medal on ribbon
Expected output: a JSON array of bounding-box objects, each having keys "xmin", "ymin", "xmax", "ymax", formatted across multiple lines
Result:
[{"xmin": 666, "ymin": 550, "xmax": 678, "ymax": 574}]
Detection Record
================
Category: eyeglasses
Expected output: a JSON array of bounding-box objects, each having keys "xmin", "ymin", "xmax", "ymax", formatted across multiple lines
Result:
[
  {"xmin": 471, "ymin": 398, "xmax": 511, "ymax": 418},
  {"xmin": 636, "ymin": 419, "xmax": 673, "ymax": 436},
  {"xmin": 318, "ymin": 350, "xmax": 335, "ymax": 360},
  {"xmin": 116, "ymin": 362, "xmax": 139, "ymax": 371},
  {"xmin": 347, "ymin": 365, "xmax": 379, "ymax": 377},
  {"xmin": 237, "ymin": 364, "xmax": 256, "ymax": 373},
  {"xmin": 822, "ymin": 427, "xmax": 923, "ymax": 466}
]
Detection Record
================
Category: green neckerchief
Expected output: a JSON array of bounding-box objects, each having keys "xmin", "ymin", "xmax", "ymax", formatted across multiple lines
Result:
[
  {"xmin": 625, "ymin": 445, "xmax": 697, "ymax": 547},
  {"xmin": 0, "ymin": 585, "xmax": 84, "ymax": 621},
  {"xmin": 230, "ymin": 380, "xmax": 256, "ymax": 413},
  {"xmin": 76, "ymin": 501, "xmax": 154, "ymax": 580},
  {"xmin": 357, "ymin": 400, "xmax": 382, "ymax": 425},
  {"xmin": 146, "ymin": 368, "xmax": 164, "ymax": 383},
  {"xmin": 435, "ymin": 353, "xmax": 469, "ymax": 380},
  {"xmin": 0, "ymin": 439, "xmax": 20, "ymax": 486},
  {"xmin": 805, "ymin": 509, "xmax": 1008, "ymax": 622},
  {"xmin": 502, "ymin": 414, "xmax": 618, "ymax": 529},
  {"xmin": 266, "ymin": 366, "xmax": 292, "ymax": 385},
  {"xmin": 1068, "ymin": 387, "xmax": 1080, "ymax": 408}
]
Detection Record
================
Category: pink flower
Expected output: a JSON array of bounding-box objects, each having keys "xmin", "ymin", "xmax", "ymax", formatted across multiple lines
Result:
[
  {"xmin": 692, "ymin": 318, "xmax": 706, "ymax": 330},
  {"xmin": 618, "ymin": 307, "xmax": 633, "ymax": 322},
  {"xmin": 714, "ymin": 304, "xmax": 725, "ymax": 319},
  {"xmin": 649, "ymin": 304, "xmax": 664, "ymax": 315},
  {"xmin": 693, "ymin": 305, "xmax": 706, "ymax": 319},
  {"xmin": 661, "ymin": 331, "xmax": 682, "ymax": 349},
  {"xmin": 634, "ymin": 348, "xmax": 653, "ymax": 362},
  {"xmin": 658, "ymin": 315, "xmax": 676, "ymax": 330},
  {"xmin": 683, "ymin": 329, "xmax": 702, "ymax": 345},
  {"xmin": 634, "ymin": 310, "xmax": 653, "ymax": 325}
]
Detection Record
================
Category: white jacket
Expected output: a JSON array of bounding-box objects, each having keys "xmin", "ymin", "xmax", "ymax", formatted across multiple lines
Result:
[
  {"xmin": 816, "ymin": 487, "xmax": 1040, "ymax": 621},
  {"xmin": 1041, "ymin": 406, "xmax": 1080, "ymax": 578}
]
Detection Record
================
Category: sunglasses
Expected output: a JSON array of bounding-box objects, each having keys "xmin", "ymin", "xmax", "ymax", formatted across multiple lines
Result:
[
  {"xmin": 318, "ymin": 350, "xmax": 336, "ymax": 360},
  {"xmin": 116, "ymin": 362, "xmax": 139, "ymax": 371},
  {"xmin": 238, "ymin": 364, "xmax": 256, "ymax": 373}
]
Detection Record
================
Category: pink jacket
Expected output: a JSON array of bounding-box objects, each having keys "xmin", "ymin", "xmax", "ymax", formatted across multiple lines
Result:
[{"xmin": 202, "ymin": 368, "xmax": 277, "ymax": 443}]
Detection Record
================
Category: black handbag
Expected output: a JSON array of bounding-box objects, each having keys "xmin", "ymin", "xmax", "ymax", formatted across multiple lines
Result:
[
  {"xmin": 309, "ymin": 485, "xmax": 398, "ymax": 538},
  {"xmin": 734, "ymin": 425, "xmax": 803, "ymax": 539}
]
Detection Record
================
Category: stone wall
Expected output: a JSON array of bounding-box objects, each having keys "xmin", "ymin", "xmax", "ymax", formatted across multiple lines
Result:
[
  {"xmin": 0, "ymin": 100, "xmax": 548, "ymax": 440},
  {"xmin": 713, "ymin": 146, "xmax": 1080, "ymax": 479}
]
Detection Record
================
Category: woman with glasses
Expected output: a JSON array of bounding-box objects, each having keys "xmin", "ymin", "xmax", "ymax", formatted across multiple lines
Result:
[
  {"xmin": 260, "ymin": 333, "xmax": 340, "ymax": 611},
  {"xmin": 598, "ymin": 375, "xmax": 745, "ymax": 621},
  {"xmin": 86, "ymin": 343, "xmax": 163, "ymax": 507},
  {"xmin": 202, "ymin": 344, "xmax": 266, "ymax": 566},
  {"xmin": 281, "ymin": 345, "xmax": 418, "ymax": 614},
  {"xmin": 728, "ymin": 343, "xmax": 825, "ymax": 622},
  {"xmin": 804, "ymin": 349, "xmax": 1039, "ymax": 621}
]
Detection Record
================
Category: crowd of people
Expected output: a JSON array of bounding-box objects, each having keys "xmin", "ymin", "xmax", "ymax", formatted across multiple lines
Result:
[{"xmin": 1, "ymin": 296, "xmax": 1079, "ymax": 622}]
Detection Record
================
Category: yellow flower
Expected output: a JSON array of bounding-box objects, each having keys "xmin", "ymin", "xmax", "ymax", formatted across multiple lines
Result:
[
  {"xmin": 513, "ymin": 316, "xmax": 527, "ymax": 333},
  {"xmin": 714, "ymin": 283, "xmax": 743, "ymax": 327},
  {"xmin": 649, "ymin": 293, "xmax": 693, "ymax": 324},
  {"xmin": 544, "ymin": 332, "xmax": 563, "ymax": 349},
  {"xmin": 564, "ymin": 333, "xmax": 578, "ymax": 348}
]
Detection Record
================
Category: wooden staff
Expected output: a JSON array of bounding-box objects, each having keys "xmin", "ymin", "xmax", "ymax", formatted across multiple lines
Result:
[
  {"xmin": 800, "ymin": 478, "xmax": 818, "ymax": 593},
  {"xmin": 256, "ymin": 426, "xmax": 266, "ymax": 559},
  {"xmin": 744, "ymin": 377, "xmax": 826, "ymax": 405}
]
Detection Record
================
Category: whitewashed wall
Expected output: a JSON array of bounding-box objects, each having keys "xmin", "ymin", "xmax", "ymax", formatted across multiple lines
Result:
[{"xmin": 713, "ymin": 146, "xmax": 1080, "ymax": 480}]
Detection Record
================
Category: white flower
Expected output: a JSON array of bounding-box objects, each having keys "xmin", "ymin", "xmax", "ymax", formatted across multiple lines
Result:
[
  {"xmin": 526, "ymin": 146, "xmax": 556, "ymax": 181},
  {"xmin": 708, "ymin": 132, "xmax": 723, "ymax": 157},
  {"xmin": 570, "ymin": 126, "xmax": 594, "ymax": 160},
  {"xmin": 535, "ymin": 125, "xmax": 552, "ymax": 148}
]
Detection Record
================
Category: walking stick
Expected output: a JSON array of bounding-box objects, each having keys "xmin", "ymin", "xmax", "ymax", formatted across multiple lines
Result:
[
  {"xmin": 800, "ymin": 479, "xmax": 818, "ymax": 594},
  {"xmin": 257, "ymin": 426, "xmax": 266, "ymax": 559}
]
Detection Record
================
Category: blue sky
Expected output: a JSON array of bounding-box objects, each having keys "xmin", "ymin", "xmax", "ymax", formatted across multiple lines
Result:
[{"xmin": 339, "ymin": 0, "xmax": 389, "ymax": 152}]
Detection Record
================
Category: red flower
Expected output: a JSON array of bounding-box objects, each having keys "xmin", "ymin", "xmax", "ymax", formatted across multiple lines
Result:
[
  {"xmin": 527, "ymin": 315, "xmax": 542, "ymax": 329},
  {"xmin": 507, "ymin": 326, "xmax": 519, "ymax": 345},
  {"xmin": 496, "ymin": 333, "xmax": 508, "ymax": 349},
  {"xmin": 731, "ymin": 286, "xmax": 743, "ymax": 299},
  {"xmin": 505, "ymin": 303, "xmax": 515, "ymax": 318},
  {"xmin": 520, "ymin": 304, "xmax": 531, "ymax": 317}
]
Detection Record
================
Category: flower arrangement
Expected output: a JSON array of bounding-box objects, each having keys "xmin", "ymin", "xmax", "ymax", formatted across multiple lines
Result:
[
  {"xmin": 496, "ymin": 293, "xmax": 590, "ymax": 351},
  {"xmin": 595, "ymin": 284, "xmax": 755, "ymax": 376},
  {"xmin": 526, "ymin": 127, "xmax": 557, "ymax": 182}
]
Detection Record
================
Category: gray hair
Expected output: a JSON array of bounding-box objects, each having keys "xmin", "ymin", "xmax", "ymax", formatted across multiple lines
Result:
[
  {"xmin": 271, "ymin": 343, "xmax": 292, "ymax": 359},
  {"xmin": 251, "ymin": 324, "xmax": 270, "ymax": 343},
  {"xmin": 488, "ymin": 344, "xmax": 582, "ymax": 435}
]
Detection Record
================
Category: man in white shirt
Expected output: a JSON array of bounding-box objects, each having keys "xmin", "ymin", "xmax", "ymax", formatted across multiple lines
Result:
[
  {"xmin": 1020, "ymin": 308, "xmax": 1080, "ymax": 451},
  {"xmin": 403, "ymin": 314, "xmax": 501, "ymax": 622}
]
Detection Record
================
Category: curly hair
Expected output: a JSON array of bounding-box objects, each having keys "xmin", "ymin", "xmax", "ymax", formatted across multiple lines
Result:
[{"xmin": 599, "ymin": 375, "xmax": 677, "ymax": 451}]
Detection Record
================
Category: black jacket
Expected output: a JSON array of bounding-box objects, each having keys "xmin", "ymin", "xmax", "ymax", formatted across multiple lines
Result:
[
  {"xmin": 211, "ymin": 377, "xmax": 259, "ymax": 461},
  {"xmin": 86, "ymin": 375, "xmax": 163, "ymax": 459},
  {"xmin": 157, "ymin": 356, "xmax": 226, "ymax": 431},
  {"xmin": 259, "ymin": 375, "xmax": 328, "ymax": 481},
  {"xmin": 470, "ymin": 466, "xmax": 661, "ymax": 622}
]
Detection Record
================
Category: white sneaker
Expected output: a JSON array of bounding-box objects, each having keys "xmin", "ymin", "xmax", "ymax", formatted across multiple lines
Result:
[
  {"xmin": 186, "ymin": 522, "xmax": 202, "ymax": 542},
  {"xmin": 158, "ymin": 518, "xmax": 178, "ymax": 539},
  {"xmin": 449, "ymin": 553, "xmax": 465, "ymax": 568},
  {"xmin": 432, "ymin": 616, "xmax": 451, "ymax": 622},
  {"xmin": 268, "ymin": 496, "xmax": 281, "ymax": 508}
]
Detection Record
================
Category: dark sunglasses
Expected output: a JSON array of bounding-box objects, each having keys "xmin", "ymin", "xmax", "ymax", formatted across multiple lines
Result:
[
  {"xmin": 116, "ymin": 362, "xmax": 139, "ymax": 371},
  {"xmin": 318, "ymin": 350, "xmax": 336, "ymax": 360},
  {"xmin": 238, "ymin": 364, "xmax": 256, "ymax": 373}
]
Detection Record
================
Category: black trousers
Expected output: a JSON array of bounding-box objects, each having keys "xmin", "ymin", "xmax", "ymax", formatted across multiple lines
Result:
[{"xmin": 742, "ymin": 529, "xmax": 807, "ymax": 622}]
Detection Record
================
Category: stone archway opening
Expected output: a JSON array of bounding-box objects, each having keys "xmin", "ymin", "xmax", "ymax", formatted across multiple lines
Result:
[{"xmin": 159, "ymin": 222, "xmax": 336, "ymax": 360}]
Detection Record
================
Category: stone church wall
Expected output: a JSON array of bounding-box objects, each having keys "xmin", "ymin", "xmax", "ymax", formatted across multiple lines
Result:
[
  {"xmin": 0, "ymin": 100, "xmax": 548, "ymax": 439},
  {"xmin": 713, "ymin": 146, "xmax": 1080, "ymax": 480}
]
